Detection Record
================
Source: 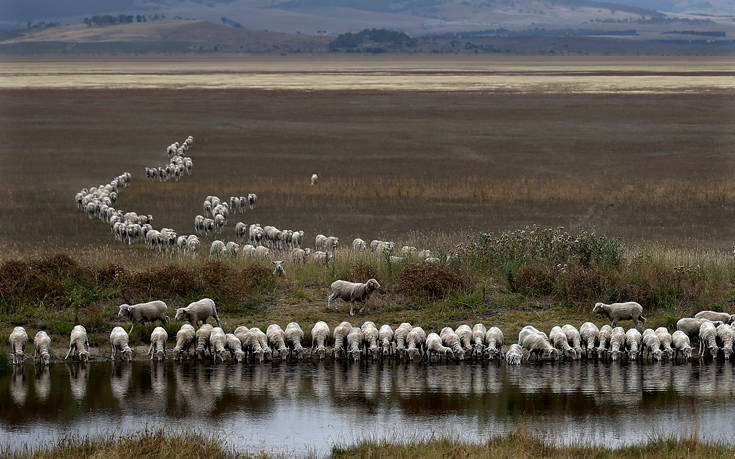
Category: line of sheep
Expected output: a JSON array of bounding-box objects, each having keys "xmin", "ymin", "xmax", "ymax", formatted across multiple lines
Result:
[
  {"xmin": 194, "ymin": 194, "xmax": 257, "ymax": 236},
  {"xmin": 144, "ymin": 136, "xmax": 194, "ymax": 182}
]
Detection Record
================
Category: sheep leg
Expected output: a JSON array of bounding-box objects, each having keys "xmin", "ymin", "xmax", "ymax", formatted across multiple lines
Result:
[
  {"xmin": 358, "ymin": 300, "xmax": 367, "ymax": 314},
  {"xmin": 328, "ymin": 293, "xmax": 337, "ymax": 310},
  {"xmin": 65, "ymin": 346, "xmax": 73, "ymax": 360},
  {"xmin": 111, "ymin": 346, "xmax": 116, "ymax": 360},
  {"xmin": 349, "ymin": 302, "xmax": 355, "ymax": 316},
  {"xmin": 128, "ymin": 323, "xmax": 135, "ymax": 334}
]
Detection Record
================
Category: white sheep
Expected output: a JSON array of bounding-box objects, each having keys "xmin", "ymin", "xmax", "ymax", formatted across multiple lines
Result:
[
  {"xmin": 406, "ymin": 327, "xmax": 426, "ymax": 361},
  {"xmin": 592, "ymin": 301, "xmax": 646, "ymax": 329},
  {"xmin": 426, "ymin": 333, "xmax": 454, "ymax": 361},
  {"xmin": 174, "ymin": 298, "xmax": 221, "ymax": 327},
  {"xmin": 247, "ymin": 327, "xmax": 270, "ymax": 362},
  {"xmin": 655, "ymin": 327, "xmax": 674, "ymax": 359},
  {"xmin": 8, "ymin": 326, "xmax": 28, "ymax": 365},
  {"xmin": 551, "ymin": 326, "xmax": 578, "ymax": 359},
  {"xmin": 110, "ymin": 327, "xmax": 133, "ymax": 362},
  {"xmin": 642, "ymin": 329, "xmax": 662, "ymax": 361},
  {"xmin": 328, "ymin": 279, "xmax": 381, "ymax": 316},
  {"xmin": 255, "ymin": 246, "xmax": 271, "ymax": 259},
  {"xmin": 695, "ymin": 310, "xmax": 735, "ymax": 324},
  {"xmin": 118, "ymin": 300, "xmax": 169, "ymax": 333},
  {"xmin": 518, "ymin": 326, "xmax": 558, "ymax": 361},
  {"xmin": 361, "ymin": 321, "xmax": 380, "ymax": 360},
  {"xmin": 209, "ymin": 327, "xmax": 228, "ymax": 362},
  {"xmin": 333, "ymin": 321, "xmax": 353, "ymax": 359},
  {"xmin": 33, "ymin": 331, "xmax": 51, "ymax": 366},
  {"xmin": 310, "ymin": 173, "xmax": 319, "ymax": 185},
  {"xmin": 315, "ymin": 234, "xmax": 328, "ymax": 251},
  {"xmin": 173, "ymin": 324, "xmax": 196, "ymax": 360},
  {"xmin": 625, "ymin": 328, "xmax": 642, "ymax": 361},
  {"xmin": 266, "ymin": 324, "xmax": 289, "ymax": 361},
  {"xmin": 148, "ymin": 326, "xmax": 168, "ymax": 361},
  {"xmin": 285, "ymin": 322, "xmax": 305, "ymax": 360},
  {"xmin": 226, "ymin": 333, "xmax": 245, "ymax": 363},
  {"xmin": 195, "ymin": 324, "xmax": 214, "ymax": 360},
  {"xmin": 716, "ymin": 324, "xmax": 734, "ymax": 359},
  {"xmin": 440, "ymin": 327, "xmax": 465, "ymax": 360},
  {"xmin": 210, "ymin": 240, "xmax": 226, "ymax": 257},
  {"xmin": 273, "ymin": 260, "xmax": 285, "ymax": 276},
  {"xmin": 394, "ymin": 322, "xmax": 412, "ymax": 358},
  {"xmin": 352, "ymin": 238, "xmax": 367, "ymax": 251},
  {"xmin": 561, "ymin": 324, "xmax": 582, "ymax": 359},
  {"xmin": 484, "ymin": 327, "xmax": 504, "ymax": 360},
  {"xmin": 378, "ymin": 324, "xmax": 394, "ymax": 357},
  {"xmin": 505, "ymin": 344, "xmax": 523, "ymax": 365},
  {"xmin": 401, "ymin": 246, "xmax": 417, "ymax": 256},
  {"xmin": 346, "ymin": 327, "xmax": 365, "ymax": 361},
  {"xmin": 699, "ymin": 321, "xmax": 719, "ymax": 358},
  {"xmin": 310, "ymin": 250, "xmax": 330, "ymax": 265},
  {"xmin": 65, "ymin": 325, "xmax": 89, "ymax": 362},
  {"xmin": 609, "ymin": 327, "xmax": 626, "ymax": 361},
  {"xmin": 471, "ymin": 323, "xmax": 487, "ymax": 358},
  {"xmin": 455, "ymin": 325, "xmax": 473, "ymax": 354},
  {"xmin": 311, "ymin": 321, "xmax": 330, "ymax": 360},
  {"xmin": 597, "ymin": 325, "xmax": 613, "ymax": 359},
  {"xmin": 671, "ymin": 330, "xmax": 693, "ymax": 360}
]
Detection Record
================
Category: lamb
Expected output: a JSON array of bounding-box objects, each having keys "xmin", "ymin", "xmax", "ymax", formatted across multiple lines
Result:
[
  {"xmin": 310, "ymin": 321, "xmax": 330, "ymax": 360},
  {"xmin": 551, "ymin": 326, "xmax": 578, "ymax": 359},
  {"xmin": 352, "ymin": 238, "xmax": 367, "ymax": 250},
  {"xmin": 110, "ymin": 327, "xmax": 133, "ymax": 362},
  {"xmin": 455, "ymin": 325, "xmax": 474, "ymax": 354},
  {"xmin": 440, "ymin": 327, "xmax": 465, "ymax": 360},
  {"xmin": 609, "ymin": 327, "xmax": 626, "ymax": 361},
  {"xmin": 655, "ymin": 327, "xmax": 674, "ymax": 359},
  {"xmin": 642, "ymin": 329, "xmax": 662, "ymax": 360},
  {"xmin": 346, "ymin": 327, "xmax": 365, "ymax": 361},
  {"xmin": 266, "ymin": 324, "xmax": 289, "ymax": 361},
  {"xmin": 518, "ymin": 326, "xmax": 559, "ymax": 361},
  {"xmin": 592, "ymin": 301, "xmax": 646, "ymax": 329},
  {"xmin": 505, "ymin": 344, "xmax": 523, "ymax": 365},
  {"xmin": 328, "ymin": 279, "xmax": 381, "ymax": 316},
  {"xmin": 695, "ymin": 310, "xmax": 735, "ymax": 324},
  {"xmin": 284, "ymin": 322, "xmax": 305, "ymax": 360},
  {"xmin": 625, "ymin": 328, "xmax": 642, "ymax": 361},
  {"xmin": 378, "ymin": 324, "xmax": 394, "ymax": 357},
  {"xmin": 226, "ymin": 333, "xmax": 246, "ymax": 363},
  {"xmin": 195, "ymin": 324, "xmax": 214, "ymax": 360},
  {"xmin": 425, "ymin": 333, "xmax": 454, "ymax": 361},
  {"xmin": 671, "ymin": 330, "xmax": 693, "ymax": 360},
  {"xmin": 174, "ymin": 298, "xmax": 221, "ymax": 327},
  {"xmin": 8, "ymin": 326, "xmax": 28, "ymax": 365},
  {"xmin": 699, "ymin": 321, "xmax": 719, "ymax": 358},
  {"xmin": 118, "ymin": 300, "xmax": 169, "ymax": 333},
  {"xmin": 272, "ymin": 260, "xmax": 285, "ymax": 276},
  {"xmin": 394, "ymin": 322, "xmax": 412, "ymax": 358},
  {"xmin": 33, "ymin": 331, "xmax": 51, "ymax": 366},
  {"xmin": 333, "ymin": 321, "xmax": 353, "ymax": 359},
  {"xmin": 597, "ymin": 325, "xmax": 613, "ymax": 359},
  {"xmin": 471, "ymin": 323, "xmax": 487, "ymax": 358},
  {"xmin": 561, "ymin": 324, "xmax": 583, "ymax": 359},
  {"xmin": 65, "ymin": 325, "xmax": 89, "ymax": 362},
  {"xmin": 406, "ymin": 327, "xmax": 427, "ymax": 361},
  {"xmin": 148, "ymin": 327, "xmax": 168, "ymax": 361},
  {"xmin": 361, "ymin": 321, "xmax": 380, "ymax": 360},
  {"xmin": 172, "ymin": 324, "xmax": 196, "ymax": 360},
  {"xmin": 484, "ymin": 327, "xmax": 504, "ymax": 360},
  {"xmin": 209, "ymin": 327, "xmax": 228, "ymax": 362},
  {"xmin": 311, "ymin": 173, "xmax": 319, "ymax": 185}
]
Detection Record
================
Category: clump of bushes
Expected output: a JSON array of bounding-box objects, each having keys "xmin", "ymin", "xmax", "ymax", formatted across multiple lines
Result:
[
  {"xmin": 396, "ymin": 263, "xmax": 468, "ymax": 299},
  {"xmin": 339, "ymin": 262, "xmax": 379, "ymax": 283}
]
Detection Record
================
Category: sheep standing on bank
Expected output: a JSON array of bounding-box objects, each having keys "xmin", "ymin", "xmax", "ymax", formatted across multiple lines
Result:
[
  {"xmin": 695, "ymin": 311, "xmax": 735, "ymax": 324},
  {"xmin": 642, "ymin": 329, "xmax": 662, "ymax": 361},
  {"xmin": 9, "ymin": 327, "xmax": 28, "ymax": 365},
  {"xmin": 346, "ymin": 327, "xmax": 365, "ymax": 361},
  {"xmin": 148, "ymin": 327, "xmax": 168, "ymax": 361},
  {"xmin": 625, "ymin": 328, "xmax": 642, "ymax": 361},
  {"xmin": 333, "ymin": 321, "xmax": 352, "ymax": 359},
  {"xmin": 173, "ymin": 324, "xmax": 196, "ymax": 360},
  {"xmin": 195, "ymin": 324, "xmax": 214, "ymax": 360},
  {"xmin": 285, "ymin": 322, "xmax": 305, "ymax": 360},
  {"xmin": 455, "ymin": 325, "xmax": 473, "ymax": 355},
  {"xmin": 440, "ymin": 327, "xmax": 465, "ymax": 361},
  {"xmin": 655, "ymin": 327, "xmax": 674, "ymax": 359},
  {"xmin": 33, "ymin": 331, "xmax": 51, "ymax": 366},
  {"xmin": 597, "ymin": 325, "xmax": 613, "ymax": 359},
  {"xmin": 174, "ymin": 298, "xmax": 221, "ymax": 327},
  {"xmin": 672, "ymin": 330, "xmax": 693, "ymax": 360},
  {"xmin": 716, "ymin": 324, "xmax": 734, "ymax": 359},
  {"xmin": 118, "ymin": 300, "xmax": 169, "ymax": 333},
  {"xmin": 551, "ymin": 326, "xmax": 578, "ymax": 360},
  {"xmin": 519, "ymin": 326, "xmax": 559, "ymax": 361},
  {"xmin": 328, "ymin": 279, "xmax": 381, "ymax": 316},
  {"xmin": 699, "ymin": 321, "xmax": 719, "ymax": 358},
  {"xmin": 579, "ymin": 322, "xmax": 599, "ymax": 359},
  {"xmin": 609, "ymin": 327, "xmax": 626, "ymax": 361},
  {"xmin": 505, "ymin": 344, "xmax": 523, "ymax": 365},
  {"xmin": 311, "ymin": 321, "xmax": 330, "ymax": 360},
  {"xmin": 65, "ymin": 325, "xmax": 89, "ymax": 362},
  {"xmin": 561, "ymin": 324, "xmax": 582, "ymax": 359},
  {"xmin": 226, "ymin": 333, "xmax": 246, "ymax": 363},
  {"xmin": 110, "ymin": 327, "xmax": 133, "ymax": 362},
  {"xmin": 394, "ymin": 322, "xmax": 412, "ymax": 358},
  {"xmin": 266, "ymin": 324, "xmax": 289, "ymax": 361},
  {"xmin": 472, "ymin": 323, "xmax": 487, "ymax": 358},
  {"xmin": 592, "ymin": 301, "xmax": 646, "ymax": 329},
  {"xmin": 406, "ymin": 327, "xmax": 427, "ymax": 361},
  {"xmin": 379, "ymin": 325, "xmax": 394, "ymax": 357},
  {"xmin": 209, "ymin": 327, "xmax": 228, "ymax": 362},
  {"xmin": 426, "ymin": 333, "xmax": 454, "ymax": 361},
  {"xmin": 484, "ymin": 327, "xmax": 504, "ymax": 360}
]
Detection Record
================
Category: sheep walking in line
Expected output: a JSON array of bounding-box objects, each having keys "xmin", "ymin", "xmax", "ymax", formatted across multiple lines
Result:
[
  {"xmin": 174, "ymin": 298, "xmax": 221, "ymax": 328},
  {"xmin": 695, "ymin": 311, "xmax": 735, "ymax": 324},
  {"xmin": 311, "ymin": 321, "xmax": 330, "ymax": 360},
  {"xmin": 266, "ymin": 324, "xmax": 289, "ymax": 361},
  {"xmin": 195, "ymin": 324, "xmax": 214, "ymax": 360},
  {"xmin": 472, "ymin": 323, "xmax": 487, "ymax": 358},
  {"xmin": 406, "ymin": 326, "xmax": 427, "ymax": 361},
  {"xmin": 118, "ymin": 300, "xmax": 169, "ymax": 333},
  {"xmin": 9, "ymin": 327, "xmax": 28, "ymax": 365},
  {"xmin": 333, "ymin": 321, "xmax": 353, "ymax": 359},
  {"xmin": 173, "ymin": 324, "xmax": 196, "ymax": 360},
  {"xmin": 672, "ymin": 330, "xmax": 693, "ymax": 360},
  {"xmin": 484, "ymin": 327, "xmax": 504, "ymax": 360},
  {"xmin": 328, "ymin": 279, "xmax": 381, "ymax": 316},
  {"xmin": 592, "ymin": 302, "xmax": 646, "ymax": 329},
  {"xmin": 110, "ymin": 327, "xmax": 133, "ymax": 362},
  {"xmin": 426, "ymin": 333, "xmax": 454, "ymax": 361},
  {"xmin": 579, "ymin": 322, "xmax": 599, "ymax": 359},
  {"xmin": 33, "ymin": 331, "xmax": 51, "ymax": 366},
  {"xmin": 625, "ymin": 328, "xmax": 642, "ymax": 361},
  {"xmin": 379, "ymin": 325, "xmax": 394, "ymax": 357},
  {"xmin": 148, "ymin": 327, "xmax": 168, "ymax": 361},
  {"xmin": 285, "ymin": 322, "xmax": 305, "ymax": 360},
  {"xmin": 65, "ymin": 325, "xmax": 90, "ymax": 362}
]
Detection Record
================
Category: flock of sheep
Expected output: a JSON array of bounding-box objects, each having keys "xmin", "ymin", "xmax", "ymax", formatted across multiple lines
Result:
[{"xmin": 144, "ymin": 137, "xmax": 194, "ymax": 182}]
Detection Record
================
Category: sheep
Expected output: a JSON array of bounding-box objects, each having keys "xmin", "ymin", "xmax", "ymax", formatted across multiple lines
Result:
[
  {"xmin": 417, "ymin": 249, "xmax": 433, "ymax": 261},
  {"xmin": 272, "ymin": 260, "xmax": 285, "ymax": 276},
  {"xmin": 655, "ymin": 327, "xmax": 674, "ymax": 359},
  {"xmin": 677, "ymin": 318, "xmax": 710, "ymax": 341},
  {"xmin": 33, "ymin": 331, "xmax": 51, "ymax": 366},
  {"xmin": 311, "ymin": 321, "xmax": 330, "ymax": 360},
  {"xmin": 186, "ymin": 235, "xmax": 200, "ymax": 254},
  {"xmin": 625, "ymin": 328, "xmax": 642, "ymax": 361},
  {"xmin": 118, "ymin": 300, "xmax": 169, "ymax": 333},
  {"xmin": 401, "ymin": 246, "xmax": 418, "ymax": 256},
  {"xmin": 716, "ymin": 324, "xmax": 734, "ymax": 359},
  {"xmin": 148, "ymin": 327, "xmax": 168, "ymax": 361},
  {"xmin": 346, "ymin": 327, "xmax": 365, "ymax": 361},
  {"xmin": 254, "ymin": 246, "xmax": 271, "ymax": 259},
  {"xmin": 505, "ymin": 344, "xmax": 523, "ymax": 365},
  {"xmin": 695, "ymin": 310, "xmax": 735, "ymax": 324},
  {"xmin": 361, "ymin": 321, "xmax": 380, "ymax": 360},
  {"xmin": 424, "ymin": 257, "xmax": 440, "ymax": 264},
  {"xmin": 642, "ymin": 329, "xmax": 662, "ymax": 361},
  {"xmin": 455, "ymin": 325, "xmax": 473, "ymax": 354},
  {"xmin": 378, "ymin": 324, "xmax": 394, "ymax": 357},
  {"xmin": 352, "ymin": 238, "xmax": 367, "ymax": 251},
  {"xmin": 285, "ymin": 322, "xmax": 305, "ymax": 360},
  {"xmin": 325, "ymin": 237, "xmax": 339, "ymax": 253},
  {"xmin": 210, "ymin": 240, "xmax": 226, "ymax": 257},
  {"xmin": 315, "ymin": 234, "xmax": 328, "ymax": 251},
  {"xmin": 518, "ymin": 326, "xmax": 559, "ymax": 361},
  {"xmin": 8, "ymin": 326, "xmax": 28, "ymax": 365},
  {"xmin": 471, "ymin": 323, "xmax": 487, "ymax": 358},
  {"xmin": 394, "ymin": 322, "xmax": 412, "ymax": 358},
  {"xmin": 699, "ymin": 321, "xmax": 719, "ymax": 358},
  {"xmin": 440, "ymin": 327, "xmax": 465, "ymax": 360},
  {"xmin": 406, "ymin": 327, "xmax": 427, "ymax": 361},
  {"xmin": 484, "ymin": 327, "xmax": 504, "ymax": 360},
  {"xmin": 551, "ymin": 326, "xmax": 578, "ymax": 359},
  {"xmin": 672, "ymin": 330, "xmax": 693, "ymax": 360},
  {"xmin": 311, "ymin": 173, "xmax": 319, "ymax": 185},
  {"xmin": 65, "ymin": 325, "xmax": 89, "ymax": 362},
  {"xmin": 248, "ymin": 193, "xmax": 257, "ymax": 209},
  {"xmin": 425, "ymin": 333, "xmax": 454, "ymax": 361},
  {"xmin": 172, "ymin": 324, "xmax": 196, "ymax": 360},
  {"xmin": 561, "ymin": 324, "xmax": 582, "ymax": 359},
  {"xmin": 609, "ymin": 327, "xmax": 626, "ymax": 361},
  {"xmin": 328, "ymin": 279, "xmax": 381, "ymax": 316},
  {"xmin": 266, "ymin": 324, "xmax": 289, "ymax": 361},
  {"xmin": 597, "ymin": 325, "xmax": 613, "ymax": 359},
  {"xmin": 592, "ymin": 301, "xmax": 646, "ymax": 329},
  {"xmin": 195, "ymin": 324, "xmax": 214, "ymax": 360},
  {"xmin": 309, "ymin": 250, "xmax": 330, "ymax": 265},
  {"xmin": 209, "ymin": 327, "xmax": 228, "ymax": 362},
  {"xmin": 225, "ymin": 241, "xmax": 240, "ymax": 256},
  {"xmin": 333, "ymin": 321, "xmax": 353, "ymax": 359},
  {"xmin": 246, "ymin": 327, "xmax": 270, "ymax": 362},
  {"xmin": 226, "ymin": 333, "xmax": 246, "ymax": 363},
  {"xmin": 110, "ymin": 327, "xmax": 133, "ymax": 362},
  {"xmin": 174, "ymin": 298, "xmax": 221, "ymax": 327},
  {"xmin": 290, "ymin": 248, "xmax": 307, "ymax": 263}
]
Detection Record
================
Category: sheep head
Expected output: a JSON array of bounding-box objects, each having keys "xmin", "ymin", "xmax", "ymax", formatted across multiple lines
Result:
[
  {"xmin": 407, "ymin": 347, "xmax": 421, "ymax": 361},
  {"xmin": 122, "ymin": 347, "xmax": 133, "ymax": 362},
  {"xmin": 41, "ymin": 351, "xmax": 50, "ymax": 365},
  {"xmin": 272, "ymin": 261, "xmax": 285, "ymax": 276},
  {"xmin": 565, "ymin": 348, "xmax": 578, "ymax": 360},
  {"xmin": 314, "ymin": 346, "xmax": 327, "ymax": 360},
  {"xmin": 592, "ymin": 302, "xmax": 605, "ymax": 314},
  {"xmin": 174, "ymin": 308, "xmax": 188, "ymax": 322},
  {"xmin": 366, "ymin": 279, "xmax": 381, "ymax": 292},
  {"xmin": 156, "ymin": 350, "xmax": 165, "ymax": 361},
  {"xmin": 234, "ymin": 350, "xmax": 245, "ymax": 363},
  {"xmin": 117, "ymin": 304, "xmax": 131, "ymax": 319},
  {"xmin": 444, "ymin": 349, "xmax": 455, "ymax": 360}
]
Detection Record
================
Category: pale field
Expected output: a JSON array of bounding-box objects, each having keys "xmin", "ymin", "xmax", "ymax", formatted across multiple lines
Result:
[{"xmin": 1, "ymin": 56, "xmax": 735, "ymax": 92}]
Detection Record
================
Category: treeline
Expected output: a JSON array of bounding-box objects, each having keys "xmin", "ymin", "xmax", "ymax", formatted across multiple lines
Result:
[
  {"xmin": 329, "ymin": 28, "xmax": 416, "ymax": 53},
  {"xmin": 663, "ymin": 30, "xmax": 726, "ymax": 37},
  {"xmin": 83, "ymin": 14, "xmax": 166, "ymax": 27}
]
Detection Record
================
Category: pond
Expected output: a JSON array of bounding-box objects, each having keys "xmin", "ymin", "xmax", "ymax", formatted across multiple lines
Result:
[{"xmin": 1, "ymin": 360, "xmax": 734, "ymax": 456}]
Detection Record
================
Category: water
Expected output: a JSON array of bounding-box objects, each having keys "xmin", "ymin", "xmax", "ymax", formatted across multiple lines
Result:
[{"xmin": 2, "ymin": 360, "xmax": 735, "ymax": 456}]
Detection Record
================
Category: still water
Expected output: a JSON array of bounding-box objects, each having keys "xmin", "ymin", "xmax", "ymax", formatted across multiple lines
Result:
[{"xmin": 1, "ymin": 360, "xmax": 734, "ymax": 455}]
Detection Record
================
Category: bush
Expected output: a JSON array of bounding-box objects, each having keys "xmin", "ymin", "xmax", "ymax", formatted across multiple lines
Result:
[
  {"xmin": 339, "ymin": 262, "xmax": 379, "ymax": 283},
  {"xmin": 396, "ymin": 263, "xmax": 468, "ymax": 299}
]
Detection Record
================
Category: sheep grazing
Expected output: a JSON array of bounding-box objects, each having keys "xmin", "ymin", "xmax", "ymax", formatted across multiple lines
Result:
[
  {"xmin": 484, "ymin": 327, "xmax": 504, "ymax": 360},
  {"xmin": 625, "ymin": 328, "xmax": 642, "ymax": 361},
  {"xmin": 695, "ymin": 310, "xmax": 735, "ymax": 324},
  {"xmin": 401, "ymin": 246, "xmax": 418, "ymax": 256},
  {"xmin": 642, "ymin": 329, "xmax": 662, "ymax": 361},
  {"xmin": 65, "ymin": 325, "xmax": 89, "ymax": 362},
  {"xmin": 597, "ymin": 325, "xmax": 613, "ymax": 359},
  {"xmin": 8, "ymin": 327, "xmax": 28, "ymax": 365},
  {"xmin": 361, "ymin": 321, "xmax": 380, "ymax": 360},
  {"xmin": 209, "ymin": 327, "xmax": 228, "ymax": 363},
  {"xmin": 394, "ymin": 322, "xmax": 412, "ymax": 358},
  {"xmin": 328, "ymin": 279, "xmax": 381, "ymax": 316},
  {"xmin": 311, "ymin": 321, "xmax": 330, "ymax": 360},
  {"xmin": 33, "ymin": 331, "xmax": 51, "ymax": 366},
  {"xmin": 352, "ymin": 238, "xmax": 367, "ymax": 251},
  {"xmin": 551, "ymin": 326, "xmax": 578, "ymax": 360},
  {"xmin": 285, "ymin": 322, "xmax": 305, "ymax": 360},
  {"xmin": 110, "ymin": 327, "xmax": 133, "ymax": 362},
  {"xmin": 592, "ymin": 301, "xmax": 646, "ymax": 329},
  {"xmin": 118, "ymin": 300, "xmax": 169, "ymax": 333},
  {"xmin": 148, "ymin": 327, "xmax": 168, "ymax": 361},
  {"xmin": 173, "ymin": 324, "xmax": 196, "ymax": 360},
  {"xmin": 426, "ymin": 333, "xmax": 454, "ymax": 361},
  {"xmin": 671, "ymin": 330, "xmax": 693, "ymax": 360},
  {"xmin": 716, "ymin": 324, "xmax": 734, "ymax": 359},
  {"xmin": 174, "ymin": 298, "xmax": 221, "ymax": 328},
  {"xmin": 561, "ymin": 324, "xmax": 582, "ymax": 359},
  {"xmin": 699, "ymin": 321, "xmax": 720, "ymax": 359},
  {"xmin": 272, "ymin": 260, "xmax": 285, "ymax": 276},
  {"xmin": 455, "ymin": 325, "xmax": 474, "ymax": 355},
  {"xmin": 311, "ymin": 173, "xmax": 319, "ymax": 185},
  {"xmin": 609, "ymin": 327, "xmax": 626, "ymax": 361},
  {"xmin": 579, "ymin": 322, "xmax": 599, "ymax": 359},
  {"xmin": 195, "ymin": 324, "xmax": 214, "ymax": 360},
  {"xmin": 210, "ymin": 240, "xmax": 226, "ymax": 257},
  {"xmin": 518, "ymin": 326, "xmax": 559, "ymax": 361},
  {"xmin": 505, "ymin": 344, "xmax": 523, "ymax": 365},
  {"xmin": 333, "ymin": 321, "xmax": 353, "ymax": 359},
  {"xmin": 655, "ymin": 327, "xmax": 674, "ymax": 359},
  {"xmin": 346, "ymin": 328, "xmax": 365, "ymax": 361},
  {"xmin": 266, "ymin": 324, "xmax": 289, "ymax": 361},
  {"xmin": 471, "ymin": 323, "xmax": 487, "ymax": 358},
  {"xmin": 226, "ymin": 333, "xmax": 246, "ymax": 363},
  {"xmin": 406, "ymin": 327, "xmax": 427, "ymax": 361},
  {"xmin": 440, "ymin": 327, "xmax": 465, "ymax": 360},
  {"xmin": 378, "ymin": 325, "xmax": 394, "ymax": 357}
]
